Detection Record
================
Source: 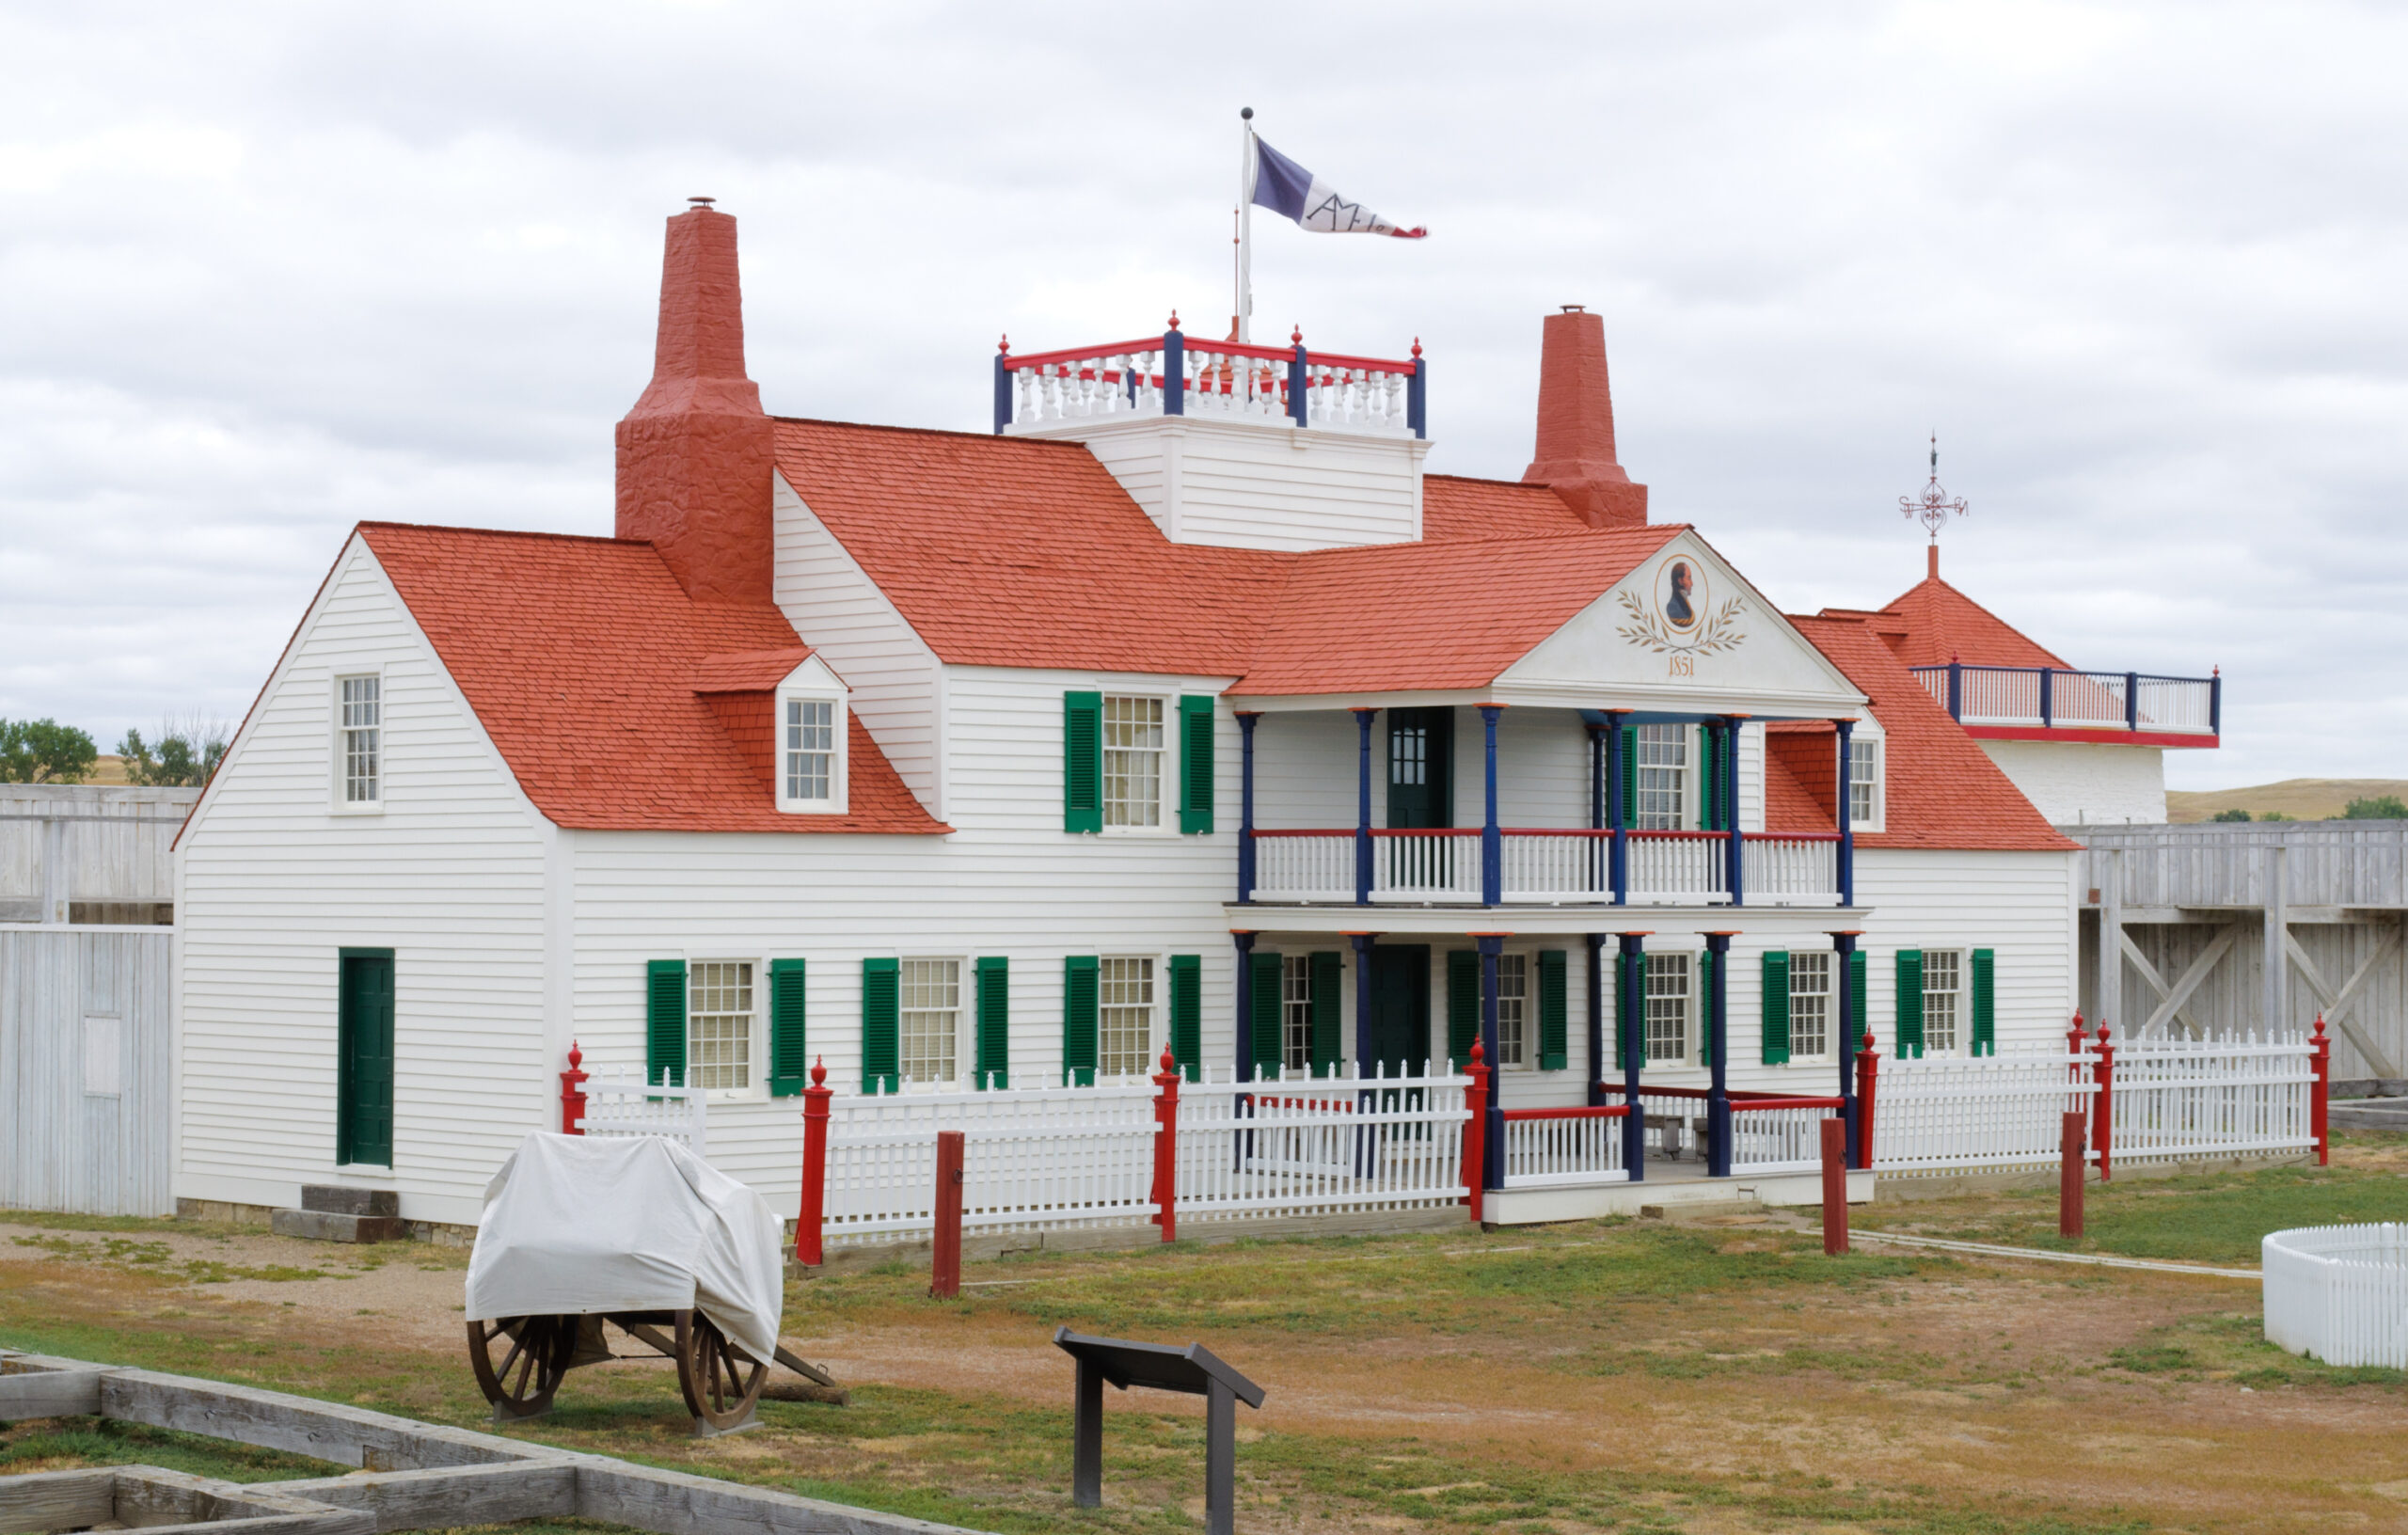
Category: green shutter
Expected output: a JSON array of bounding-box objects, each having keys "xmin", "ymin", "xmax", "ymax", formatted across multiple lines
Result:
[
  {"xmin": 1699, "ymin": 727, "xmax": 1724, "ymax": 831},
  {"xmin": 1179, "ymin": 694, "xmax": 1215, "ymax": 834},
  {"xmin": 646, "ymin": 958, "xmax": 688, "ymax": 1088},
  {"xmin": 1062, "ymin": 956, "xmax": 1098, "ymax": 1085},
  {"xmin": 974, "ymin": 957, "xmax": 1009, "ymax": 1088},
  {"xmin": 861, "ymin": 957, "xmax": 900, "ymax": 1092},
  {"xmin": 1619, "ymin": 725, "xmax": 1639, "ymax": 829},
  {"xmin": 1537, "ymin": 949, "xmax": 1568, "ymax": 1071},
  {"xmin": 768, "ymin": 958, "xmax": 808, "ymax": 1096},
  {"xmin": 1250, "ymin": 951, "xmax": 1284, "ymax": 1075},
  {"xmin": 1168, "ymin": 954, "xmax": 1202, "ymax": 1082},
  {"xmin": 1895, "ymin": 949, "xmax": 1925, "ymax": 1059},
  {"xmin": 1848, "ymin": 950, "xmax": 1868, "ymax": 1055},
  {"xmin": 1446, "ymin": 949, "xmax": 1480, "ymax": 1068},
  {"xmin": 1971, "ymin": 948, "xmax": 1996, "ymax": 1057},
  {"xmin": 1064, "ymin": 691, "xmax": 1102, "ymax": 833},
  {"xmin": 1309, "ymin": 951, "xmax": 1342, "ymax": 1077},
  {"xmin": 1760, "ymin": 950, "xmax": 1790, "ymax": 1065},
  {"xmin": 1697, "ymin": 949, "xmax": 1714, "ymax": 1068}
]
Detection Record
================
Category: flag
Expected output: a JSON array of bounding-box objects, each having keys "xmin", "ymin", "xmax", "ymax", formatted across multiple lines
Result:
[{"xmin": 1250, "ymin": 137, "xmax": 1426, "ymax": 239}]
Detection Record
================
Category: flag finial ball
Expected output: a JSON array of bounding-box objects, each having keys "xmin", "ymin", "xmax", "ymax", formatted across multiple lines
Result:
[{"xmin": 1241, "ymin": 106, "xmax": 1253, "ymax": 120}]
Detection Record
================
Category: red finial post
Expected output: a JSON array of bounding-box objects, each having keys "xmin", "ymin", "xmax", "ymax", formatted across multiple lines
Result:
[
  {"xmin": 1151, "ymin": 1043, "xmax": 1182, "ymax": 1242},
  {"xmin": 998, "ymin": 333, "xmax": 1009, "ymax": 356},
  {"xmin": 2311, "ymin": 1013, "xmax": 2331, "ymax": 1166},
  {"xmin": 560, "ymin": 1040, "xmax": 589, "ymax": 1134},
  {"xmin": 1852, "ymin": 1030, "xmax": 1880, "ymax": 1170},
  {"xmin": 1462, "ymin": 1038, "xmax": 1490, "ymax": 1223},
  {"xmin": 2092, "ymin": 1022, "xmax": 2115, "ymax": 1181},
  {"xmin": 1167, "ymin": 309, "xmax": 1181, "ymax": 331},
  {"xmin": 795, "ymin": 1056, "xmax": 832, "ymax": 1268}
]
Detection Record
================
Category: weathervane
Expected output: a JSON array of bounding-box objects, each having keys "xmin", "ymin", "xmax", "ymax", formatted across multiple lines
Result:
[{"xmin": 1901, "ymin": 433, "xmax": 1969, "ymax": 541}]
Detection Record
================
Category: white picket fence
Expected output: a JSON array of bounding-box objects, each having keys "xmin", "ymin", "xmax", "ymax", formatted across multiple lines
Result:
[
  {"xmin": 580, "ymin": 1066, "xmax": 707, "ymax": 1155},
  {"xmin": 1874, "ymin": 1051, "xmax": 2094, "ymax": 1175},
  {"xmin": 2263, "ymin": 1224, "xmax": 2408, "ymax": 1368},
  {"xmin": 1727, "ymin": 1103, "xmax": 1836, "ymax": 1174},
  {"xmin": 1500, "ymin": 1111, "xmax": 1626, "ymax": 1188},
  {"xmin": 2112, "ymin": 1033, "xmax": 2313, "ymax": 1163}
]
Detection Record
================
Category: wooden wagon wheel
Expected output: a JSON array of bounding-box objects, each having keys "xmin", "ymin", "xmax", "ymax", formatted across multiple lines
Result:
[
  {"xmin": 467, "ymin": 1314, "xmax": 577, "ymax": 1418},
  {"xmin": 673, "ymin": 1309, "xmax": 767, "ymax": 1431}
]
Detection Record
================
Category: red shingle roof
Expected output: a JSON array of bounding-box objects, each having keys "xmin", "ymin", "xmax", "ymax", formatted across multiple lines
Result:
[
  {"xmin": 357, "ymin": 523, "xmax": 946, "ymax": 835},
  {"xmin": 1866, "ymin": 575, "xmax": 2069, "ymax": 671},
  {"xmin": 1788, "ymin": 613, "xmax": 2077, "ymax": 853},
  {"xmin": 1421, "ymin": 474, "xmax": 1586, "ymax": 540}
]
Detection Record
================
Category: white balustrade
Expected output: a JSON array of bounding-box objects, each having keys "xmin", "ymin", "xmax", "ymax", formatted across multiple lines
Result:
[
  {"xmin": 2134, "ymin": 675, "xmax": 2215, "ymax": 733},
  {"xmin": 1001, "ymin": 337, "xmax": 1419, "ymax": 435},
  {"xmin": 1726, "ymin": 1103, "xmax": 1835, "ymax": 1174},
  {"xmin": 2264, "ymin": 1224, "xmax": 2408, "ymax": 1369},
  {"xmin": 1741, "ymin": 835, "xmax": 1841, "ymax": 905},
  {"xmin": 1178, "ymin": 1061, "xmax": 1469, "ymax": 1220},
  {"xmin": 1500, "ymin": 1110, "xmax": 1626, "ymax": 1188},
  {"xmin": 1374, "ymin": 831, "xmax": 1481, "ymax": 901},
  {"xmin": 1498, "ymin": 832, "xmax": 1605, "ymax": 902},
  {"xmin": 580, "ymin": 1066, "xmax": 707, "ymax": 1155},
  {"xmin": 1178, "ymin": 345, "xmax": 1291, "ymax": 423},
  {"xmin": 1250, "ymin": 832, "xmax": 1355, "ymax": 902},
  {"xmin": 2052, "ymin": 670, "xmax": 2131, "ymax": 727},
  {"xmin": 1910, "ymin": 665, "xmax": 2216, "ymax": 736},
  {"xmin": 1627, "ymin": 832, "xmax": 1728, "ymax": 904}
]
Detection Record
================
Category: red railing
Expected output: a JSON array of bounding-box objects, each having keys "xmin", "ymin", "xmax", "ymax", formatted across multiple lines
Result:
[{"xmin": 1499, "ymin": 1105, "xmax": 1631, "ymax": 1121}]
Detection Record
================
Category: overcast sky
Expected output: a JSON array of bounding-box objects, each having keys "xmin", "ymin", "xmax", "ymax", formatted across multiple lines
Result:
[{"xmin": 3, "ymin": 2, "xmax": 2400, "ymax": 789}]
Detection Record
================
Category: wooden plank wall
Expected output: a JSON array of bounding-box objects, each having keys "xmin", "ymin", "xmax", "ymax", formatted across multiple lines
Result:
[
  {"xmin": 2077, "ymin": 822, "xmax": 2408, "ymax": 910},
  {"xmin": 0, "ymin": 784, "xmax": 198, "ymax": 921},
  {"xmin": 0, "ymin": 926, "xmax": 175, "ymax": 1214}
]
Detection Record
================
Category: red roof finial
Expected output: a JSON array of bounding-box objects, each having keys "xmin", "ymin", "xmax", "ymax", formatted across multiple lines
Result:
[
  {"xmin": 1411, "ymin": 337, "xmax": 1422, "ymax": 358},
  {"xmin": 1167, "ymin": 309, "xmax": 1181, "ymax": 331},
  {"xmin": 1291, "ymin": 324, "xmax": 1303, "ymax": 346}
]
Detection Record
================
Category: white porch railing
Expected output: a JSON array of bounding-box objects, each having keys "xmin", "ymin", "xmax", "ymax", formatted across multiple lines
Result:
[
  {"xmin": 581, "ymin": 1067, "xmax": 707, "ymax": 1155},
  {"xmin": 1909, "ymin": 663, "xmax": 2218, "ymax": 736},
  {"xmin": 1742, "ymin": 835, "xmax": 1844, "ymax": 905},
  {"xmin": 997, "ymin": 333, "xmax": 1423, "ymax": 437},
  {"xmin": 1178, "ymin": 1063, "xmax": 1469, "ymax": 1219},
  {"xmin": 1626, "ymin": 831, "xmax": 1728, "ymax": 904},
  {"xmin": 1873, "ymin": 1051, "xmax": 2096, "ymax": 1174},
  {"xmin": 2263, "ymin": 1224, "xmax": 2408, "ymax": 1368},
  {"xmin": 1500, "ymin": 1108, "xmax": 1627, "ymax": 1188},
  {"xmin": 1728, "ymin": 1101, "xmax": 1840, "ymax": 1174},
  {"xmin": 2112, "ymin": 1032, "xmax": 2315, "ymax": 1163},
  {"xmin": 822, "ymin": 1080, "xmax": 1160, "ymax": 1244},
  {"xmin": 1251, "ymin": 831, "xmax": 1354, "ymax": 902},
  {"xmin": 1246, "ymin": 828, "xmax": 1839, "ymax": 906},
  {"xmin": 1376, "ymin": 830, "xmax": 1481, "ymax": 901}
]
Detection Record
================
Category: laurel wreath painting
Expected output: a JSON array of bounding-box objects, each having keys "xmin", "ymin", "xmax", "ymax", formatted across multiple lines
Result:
[{"xmin": 1616, "ymin": 590, "xmax": 1749, "ymax": 656}]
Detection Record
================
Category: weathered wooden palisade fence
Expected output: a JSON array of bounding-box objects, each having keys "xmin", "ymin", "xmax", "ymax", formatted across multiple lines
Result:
[{"xmin": 2262, "ymin": 1223, "xmax": 2408, "ymax": 1368}]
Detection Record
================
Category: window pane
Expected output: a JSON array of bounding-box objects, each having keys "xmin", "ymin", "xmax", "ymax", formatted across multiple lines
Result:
[
  {"xmin": 1390, "ymin": 724, "xmax": 1426, "ymax": 786},
  {"xmin": 1102, "ymin": 697, "xmax": 1163, "ymax": 828},
  {"xmin": 901, "ymin": 958, "xmax": 959, "ymax": 1084},
  {"xmin": 1645, "ymin": 953, "xmax": 1690, "ymax": 1062},
  {"xmin": 1099, "ymin": 957, "xmax": 1154, "ymax": 1077},
  {"xmin": 341, "ymin": 675, "xmax": 380, "ymax": 803},
  {"xmin": 1281, "ymin": 955, "xmax": 1312, "ymax": 1073},
  {"xmin": 689, "ymin": 961, "xmax": 753, "ymax": 1090},
  {"xmin": 1923, "ymin": 950, "xmax": 1960, "ymax": 1054},
  {"xmin": 1637, "ymin": 724, "xmax": 1686, "ymax": 831},
  {"xmin": 1849, "ymin": 738, "xmax": 1877, "ymax": 825},
  {"xmin": 785, "ymin": 699, "xmax": 833, "ymax": 800},
  {"xmin": 1789, "ymin": 951, "xmax": 1830, "ymax": 1058},
  {"xmin": 1497, "ymin": 954, "xmax": 1528, "ymax": 1066}
]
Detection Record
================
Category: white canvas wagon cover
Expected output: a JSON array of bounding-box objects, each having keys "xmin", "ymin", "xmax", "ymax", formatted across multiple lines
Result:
[{"xmin": 466, "ymin": 1132, "xmax": 784, "ymax": 1364}]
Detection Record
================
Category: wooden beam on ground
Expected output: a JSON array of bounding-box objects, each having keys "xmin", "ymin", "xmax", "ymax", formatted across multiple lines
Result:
[
  {"xmin": 576, "ymin": 1460, "xmax": 987, "ymax": 1535},
  {"xmin": 2286, "ymin": 927, "xmax": 2403, "ymax": 1078},
  {"xmin": 271, "ymin": 1464, "xmax": 577, "ymax": 1533},
  {"xmin": 0, "ymin": 1368, "xmax": 103, "ymax": 1417}
]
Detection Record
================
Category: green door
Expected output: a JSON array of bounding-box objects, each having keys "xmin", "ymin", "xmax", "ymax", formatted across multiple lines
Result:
[
  {"xmin": 1386, "ymin": 709, "xmax": 1454, "ymax": 829},
  {"xmin": 338, "ymin": 950, "xmax": 395, "ymax": 1167},
  {"xmin": 1367, "ymin": 945, "xmax": 1432, "ymax": 1077}
]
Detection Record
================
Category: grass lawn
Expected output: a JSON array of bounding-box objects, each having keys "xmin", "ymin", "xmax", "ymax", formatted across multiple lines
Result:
[{"xmin": 5, "ymin": 1144, "xmax": 2407, "ymax": 1533}]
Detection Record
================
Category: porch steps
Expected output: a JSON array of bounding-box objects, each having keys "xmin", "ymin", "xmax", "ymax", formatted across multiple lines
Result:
[
  {"xmin": 269, "ymin": 1184, "xmax": 408, "ymax": 1243},
  {"xmin": 1483, "ymin": 1164, "xmax": 1874, "ymax": 1227}
]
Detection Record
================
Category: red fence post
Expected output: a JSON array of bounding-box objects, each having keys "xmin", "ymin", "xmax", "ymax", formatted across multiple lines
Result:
[
  {"xmin": 559, "ymin": 1040, "xmax": 589, "ymax": 1134},
  {"xmin": 1151, "ymin": 1044, "xmax": 1180, "ymax": 1242},
  {"xmin": 2059, "ymin": 1111, "xmax": 2085, "ymax": 1239},
  {"xmin": 1820, "ymin": 1116, "xmax": 1848, "ymax": 1256},
  {"xmin": 2311, "ymin": 1012, "xmax": 2331, "ymax": 1166},
  {"xmin": 1462, "ymin": 1040, "xmax": 1489, "ymax": 1224},
  {"xmin": 2092, "ymin": 1023, "xmax": 2115, "ymax": 1182},
  {"xmin": 930, "ymin": 1130, "xmax": 964, "ymax": 1299},
  {"xmin": 1851, "ymin": 1032, "xmax": 1879, "ymax": 1171},
  {"xmin": 795, "ymin": 1057, "xmax": 832, "ymax": 1269}
]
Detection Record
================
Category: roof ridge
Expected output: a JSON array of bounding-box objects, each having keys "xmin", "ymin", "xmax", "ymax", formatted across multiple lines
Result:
[
  {"xmin": 357, "ymin": 520, "xmax": 640, "ymax": 548},
  {"xmin": 769, "ymin": 415, "xmax": 1096, "ymax": 450}
]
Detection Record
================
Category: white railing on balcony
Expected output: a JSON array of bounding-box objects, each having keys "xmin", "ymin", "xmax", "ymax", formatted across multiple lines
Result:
[
  {"xmin": 1373, "ymin": 830, "xmax": 1481, "ymax": 902},
  {"xmin": 1499, "ymin": 1108, "xmax": 1628, "ymax": 1188},
  {"xmin": 1498, "ymin": 831, "xmax": 1605, "ymax": 902},
  {"xmin": 1910, "ymin": 664, "xmax": 2217, "ymax": 736},
  {"xmin": 1251, "ymin": 831, "xmax": 1354, "ymax": 903},
  {"xmin": 1627, "ymin": 831, "xmax": 1728, "ymax": 904},
  {"xmin": 1247, "ymin": 827, "xmax": 1840, "ymax": 906},
  {"xmin": 1006, "ymin": 341, "xmax": 1165, "ymax": 425},
  {"xmin": 998, "ymin": 331, "xmax": 1424, "ymax": 437},
  {"xmin": 1743, "ymin": 834, "xmax": 1843, "ymax": 905}
]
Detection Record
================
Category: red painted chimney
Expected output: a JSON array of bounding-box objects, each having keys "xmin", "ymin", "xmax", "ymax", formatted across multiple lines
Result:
[
  {"xmin": 1522, "ymin": 306, "xmax": 1648, "ymax": 529},
  {"xmin": 616, "ymin": 200, "xmax": 775, "ymax": 605}
]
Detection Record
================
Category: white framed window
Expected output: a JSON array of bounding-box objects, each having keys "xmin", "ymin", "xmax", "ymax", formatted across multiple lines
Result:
[
  {"xmin": 1102, "ymin": 695, "xmax": 1164, "ymax": 830},
  {"xmin": 777, "ymin": 688, "xmax": 847, "ymax": 814},
  {"xmin": 689, "ymin": 961, "xmax": 756, "ymax": 1092},
  {"xmin": 336, "ymin": 673, "xmax": 382, "ymax": 809},
  {"xmin": 1496, "ymin": 954, "xmax": 1529, "ymax": 1068},
  {"xmin": 1848, "ymin": 736, "xmax": 1883, "ymax": 831},
  {"xmin": 1281, "ymin": 955, "xmax": 1313, "ymax": 1073},
  {"xmin": 1636, "ymin": 724, "xmax": 1686, "ymax": 831},
  {"xmin": 1099, "ymin": 956, "xmax": 1156, "ymax": 1078},
  {"xmin": 1788, "ymin": 951, "xmax": 1831, "ymax": 1060},
  {"xmin": 1645, "ymin": 952, "xmax": 1691, "ymax": 1063},
  {"xmin": 901, "ymin": 957, "xmax": 962, "ymax": 1085},
  {"xmin": 1922, "ymin": 949, "xmax": 1963, "ymax": 1055}
]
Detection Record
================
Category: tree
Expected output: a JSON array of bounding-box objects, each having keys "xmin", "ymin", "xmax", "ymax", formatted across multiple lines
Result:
[
  {"xmin": 0, "ymin": 718, "xmax": 99, "ymax": 783},
  {"xmin": 2211, "ymin": 808, "xmax": 2252, "ymax": 823},
  {"xmin": 119, "ymin": 717, "xmax": 231, "ymax": 788},
  {"xmin": 2343, "ymin": 795, "xmax": 2408, "ymax": 821}
]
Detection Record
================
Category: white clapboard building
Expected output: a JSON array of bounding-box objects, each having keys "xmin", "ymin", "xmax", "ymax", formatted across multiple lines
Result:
[{"xmin": 173, "ymin": 204, "xmax": 2224, "ymax": 1230}]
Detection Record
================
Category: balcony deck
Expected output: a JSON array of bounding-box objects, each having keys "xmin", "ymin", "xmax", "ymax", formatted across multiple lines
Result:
[
  {"xmin": 1911, "ymin": 662, "xmax": 2219, "ymax": 747},
  {"xmin": 1246, "ymin": 827, "xmax": 1845, "ymax": 908}
]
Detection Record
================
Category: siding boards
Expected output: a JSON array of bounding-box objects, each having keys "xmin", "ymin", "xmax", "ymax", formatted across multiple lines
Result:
[{"xmin": 0, "ymin": 926, "xmax": 174, "ymax": 1214}]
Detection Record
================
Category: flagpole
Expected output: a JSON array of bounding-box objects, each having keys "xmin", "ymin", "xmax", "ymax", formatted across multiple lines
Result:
[{"xmin": 1236, "ymin": 105, "xmax": 1255, "ymax": 344}]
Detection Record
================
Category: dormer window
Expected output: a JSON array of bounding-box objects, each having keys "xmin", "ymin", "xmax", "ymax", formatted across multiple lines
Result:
[
  {"xmin": 785, "ymin": 699, "xmax": 835, "ymax": 800},
  {"xmin": 768, "ymin": 658, "xmax": 849, "ymax": 815},
  {"xmin": 1849, "ymin": 736, "xmax": 1884, "ymax": 831}
]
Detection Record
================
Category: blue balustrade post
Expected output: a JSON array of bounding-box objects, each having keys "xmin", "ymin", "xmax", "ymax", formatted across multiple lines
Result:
[
  {"xmin": 1585, "ymin": 933, "xmax": 1607, "ymax": 1108},
  {"xmin": 1476, "ymin": 933, "xmax": 1506, "ymax": 1188},
  {"xmin": 1289, "ymin": 338, "xmax": 1309, "ymax": 427},
  {"xmin": 1833, "ymin": 719, "xmax": 1855, "ymax": 908},
  {"xmin": 1405, "ymin": 342, "xmax": 1427, "ymax": 439},
  {"xmin": 2038, "ymin": 668, "xmax": 2054, "ymax": 729},
  {"xmin": 1831, "ymin": 929, "xmax": 1862, "ymax": 1165},
  {"xmin": 1163, "ymin": 326, "xmax": 1186, "ymax": 417},
  {"xmin": 1236, "ymin": 712, "xmax": 1259, "ymax": 903},
  {"xmin": 1618, "ymin": 932, "xmax": 1648, "ymax": 1181},
  {"xmin": 2210, "ymin": 668, "xmax": 2222, "ymax": 736},
  {"xmin": 1232, "ymin": 931, "xmax": 1256, "ymax": 1083},
  {"xmin": 1353, "ymin": 708, "xmax": 1376, "ymax": 905},
  {"xmin": 1947, "ymin": 657, "xmax": 1963, "ymax": 721},
  {"xmin": 1724, "ymin": 716, "xmax": 1747, "ymax": 909},
  {"xmin": 1606, "ymin": 709, "xmax": 1630, "ymax": 905},
  {"xmin": 2125, "ymin": 672, "xmax": 2140, "ymax": 732},
  {"xmin": 1704, "ymin": 930, "xmax": 1735, "ymax": 1179},
  {"xmin": 1480, "ymin": 704, "xmax": 1503, "ymax": 906},
  {"xmin": 992, "ymin": 344, "xmax": 1012, "ymax": 435}
]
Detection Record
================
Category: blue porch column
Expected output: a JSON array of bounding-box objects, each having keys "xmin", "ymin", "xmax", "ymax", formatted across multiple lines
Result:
[
  {"xmin": 1232, "ymin": 931, "xmax": 1256, "ymax": 1083},
  {"xmin": 1353, "ymin": 708, "xmax": 1377, "ymax": 906},
  {"xmin": 1163, "ymin": 325, "xmax": 1185, "ymax": 415},
  {"xmin": 1832, "ymin": 719, "xmax": 1856, "ymax": 908},
  {"xmin": 1723, "ymin": 716, "xmax": 1748, "ymax": 908},
  {"xmin": 1479, "ymin": 704, "xmax": 1504, "ymax": 906},
  {"xmin": 1236, "ymin": 712, "xmax": 1260, "ymax": 904},
  {"xmin": 1831, "ymin": 928, "xmax": 1862, "ymax": 1165},
  {"xmin": 1584, "ymin": 932, "xmax": 1607, "ymax": 1107},
  {"xmin": 1617, "ymin": 931, "xmax": 1650, "ymax": 1181},
  {"xmin": 1604, "ymin": 709, "xmax": 1630, "ymax": 904},
  {"xmin": 1704, "ymin": 930, "xmax": 1735, "ymax": 1178},
  {"xmin": 1476, "ymin": 933, "xmax": 1507, "ymax": 1188},
  {"xmin": 1348, "ymin": 932, "xmax": 1376, "ymax": 1068}
]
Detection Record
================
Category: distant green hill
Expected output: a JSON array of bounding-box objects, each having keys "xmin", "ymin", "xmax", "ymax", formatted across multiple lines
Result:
[{"xmin": 2165, "ymin": 779, "xmax": 2408, "ymax": 824}]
